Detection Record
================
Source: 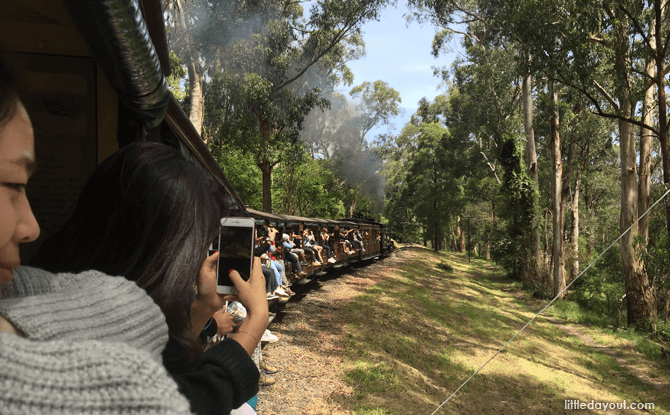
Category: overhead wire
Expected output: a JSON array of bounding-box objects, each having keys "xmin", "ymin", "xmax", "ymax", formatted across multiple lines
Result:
[{"xmin": 430, "ymin": 187, "xmax": 670, "ymax": 415}]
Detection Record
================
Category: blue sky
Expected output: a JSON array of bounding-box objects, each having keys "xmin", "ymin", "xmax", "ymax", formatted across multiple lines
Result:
[{"xmin": 342, "ymin": 2, "xmax": 460, "ymax": 140}]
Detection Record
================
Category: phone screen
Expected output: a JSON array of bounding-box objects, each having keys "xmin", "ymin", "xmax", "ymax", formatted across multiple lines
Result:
[{"xmin": 215, "ymin": 221, "xmax": 254, "ymax": 293}]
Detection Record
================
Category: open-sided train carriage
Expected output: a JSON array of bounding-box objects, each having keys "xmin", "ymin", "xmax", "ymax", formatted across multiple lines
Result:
[{"xmin": 248, "ymin": 209, "xmax": 386, "ymax": 281}]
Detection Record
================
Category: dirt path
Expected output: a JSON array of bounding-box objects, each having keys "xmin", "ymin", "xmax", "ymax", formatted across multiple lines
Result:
[{"xmin": 257, "ymin": 249, "xmax": 417, "ymax": 414}]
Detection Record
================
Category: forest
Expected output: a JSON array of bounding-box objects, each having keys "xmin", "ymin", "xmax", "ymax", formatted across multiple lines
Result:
[{"xmin": 165, "ymin": 0, "xmax": 670, "ymax": 337}]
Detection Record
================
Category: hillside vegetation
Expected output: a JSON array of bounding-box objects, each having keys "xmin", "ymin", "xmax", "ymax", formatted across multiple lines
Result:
[{"xmin": 338, "ymin": 248, "xmax": 670, "ymax": 415}]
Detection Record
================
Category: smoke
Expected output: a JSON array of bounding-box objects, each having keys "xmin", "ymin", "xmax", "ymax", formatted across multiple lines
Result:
[
  {"xmin": 166, "ymin": 0, "xmax": 387, "ymax": 216},
  {"xmin": 298, "ymin": 65, "xmax": 387, "ymax": 216}
]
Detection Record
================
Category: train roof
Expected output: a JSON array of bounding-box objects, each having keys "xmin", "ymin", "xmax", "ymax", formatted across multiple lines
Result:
[{"xmin": 247, "ymin": 209, "xmax": 382, "ymax": 228}]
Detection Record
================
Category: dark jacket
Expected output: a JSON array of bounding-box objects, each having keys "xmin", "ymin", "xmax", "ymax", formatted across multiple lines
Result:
[{"xmin": 163, "ymin": 337, "xmax": 259, "ymax": 415}]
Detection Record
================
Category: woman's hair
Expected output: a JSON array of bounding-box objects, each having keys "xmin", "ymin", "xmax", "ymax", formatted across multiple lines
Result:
[
  {"xmin": 33, "ymin": 142, "xmax": 222, "ymax": 360},
  {"xmin": 0, "ymin": 53, "xmax": 20, "ymax": 127}
]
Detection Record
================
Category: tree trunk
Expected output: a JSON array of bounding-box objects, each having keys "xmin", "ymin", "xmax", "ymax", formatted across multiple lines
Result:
[
  {"xmin": 562, "ymin": 140, "xmax": 575, "ymax": 281},
  {"xmin": 522, "ymin": 65, "xmax": 541, "ymax": 279},
  {"xmin": 620, "ymin": 114, "xmax": 655, "ymax": 325},
  {"xmin": 639, "ymin": 56, "xmax": 653, "ymax": 243},
  {"xmin": 614, "ymin": 16, "xmax": 656, "ymax": 326},
  {"xmin": 260, "ymin": 160, "xmax": 272, "ymax": 213},
  {"xmin": 450, "ymin": 223, "xmax": 458, "ymax": 251},
  {"xmin": 434, "ymin": 195, "xmax": 439, "ymax": 251},
  {"xmin": 570, "ymin": 171, "xmax": 581, "ymax": 280},
  {"xmin": 259, "ymin": 120, "xmax": 273, "ymax": 212},
  {"xmin": 549, "ymin": 79, "xmax": 566, "ymax": 298},
  {"xmin": 456, "ymin": 216, "xmax": 465, "ymax": 253},
  {"xmin": 175, "ymin": 0, "xmax": 204, "ymax": 135},
  {"xmin": 653, "ymin": 0, "xmax": 670, "ymax": 259},
  {"xmin": 187, "ymin": 62, "xmax": 204, "ymax": 135}
]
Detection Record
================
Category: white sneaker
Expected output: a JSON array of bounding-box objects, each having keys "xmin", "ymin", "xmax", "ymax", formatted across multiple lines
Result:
[
  {"xmin": 267, "ymin": 293, "xmax": 278, "ymax": 300},
  {"xmin": 274, "ymin": 287, "xmax": 288, "ymax": 297},
  {"xmin": 328, "ymin": 258, "xmax": 336, "ymax": 263},
  {"xmin": 261, "ymin": 329, "xmax": 279, "ymax": 344}
]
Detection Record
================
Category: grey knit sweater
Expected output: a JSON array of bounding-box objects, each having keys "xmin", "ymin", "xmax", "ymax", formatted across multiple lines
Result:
[{"xmin": 0, "ymin": 266, "xmax": 194, "ymax": 414}]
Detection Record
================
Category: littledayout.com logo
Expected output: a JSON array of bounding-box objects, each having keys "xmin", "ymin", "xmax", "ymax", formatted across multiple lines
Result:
[{"xmin": 565, "ymin": 399, "xmax": 655, "ymax": 411}]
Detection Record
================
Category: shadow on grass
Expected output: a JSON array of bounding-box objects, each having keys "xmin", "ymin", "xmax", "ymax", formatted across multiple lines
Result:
[{"xmin": 333, "ymin": 249, "xmax": 670, "ymax": 415}]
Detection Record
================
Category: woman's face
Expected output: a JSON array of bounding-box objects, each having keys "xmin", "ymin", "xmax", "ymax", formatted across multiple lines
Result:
[{"xmin": 0, "ymin": 103, "xmax": 40, "ymax": 288}]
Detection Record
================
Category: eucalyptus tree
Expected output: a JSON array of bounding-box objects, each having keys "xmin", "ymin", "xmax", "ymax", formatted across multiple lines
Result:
[
  {"xmin": 407, "ymin": 0, "xmax": 550, "ymax": 285},
  {"xmin": 349, "ymin": 80, "xmax": 403, "ymax": 142},
  {"xmin": 489, "ymin": 0, "xmax": 661, "ymax": 324},
  {"xmin": 172, "ymin": 0, "xmax": 391, "ymax": 212}
]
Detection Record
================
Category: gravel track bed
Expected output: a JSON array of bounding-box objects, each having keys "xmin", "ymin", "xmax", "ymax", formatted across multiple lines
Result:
[{"xmin": 256, "ymin": 250, "xmax": 415, "ymax": 414}]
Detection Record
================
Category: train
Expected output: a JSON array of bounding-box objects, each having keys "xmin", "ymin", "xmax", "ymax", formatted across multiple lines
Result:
[{"xmin": 247, "ymin": 209, "xmax": 395, "ymax": 282}]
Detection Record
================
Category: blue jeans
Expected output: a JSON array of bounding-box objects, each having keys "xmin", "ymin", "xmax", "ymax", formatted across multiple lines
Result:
[{"xmin": 270, "ymin": 260, "xmax": 284, "ymax": 286}]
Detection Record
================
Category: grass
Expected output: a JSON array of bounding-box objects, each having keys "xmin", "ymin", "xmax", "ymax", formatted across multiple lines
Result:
[{"xmin": 334, "ymin": 248, "xmax": 670, "ymax": 415}]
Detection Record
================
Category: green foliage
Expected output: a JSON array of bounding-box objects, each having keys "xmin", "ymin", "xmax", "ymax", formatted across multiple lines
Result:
[
  {"xmin": 378, "ymin": 95, "xmax": 469, "ymax": 248},
  {"xmin": 170, "ymin": 0, "xmax": 392, "ymax": 211},
  {"xmin": 349, "ymin": 80, "xmax": 403, "ymax": 141},
  {"xmin": 210, "ymin": 145, "xmax": 263, "ymax": 210},
  {"xmin": 570, "ymin": 246, "xmax": 624, "ymax": 316},
  {"xmin": 167, "ymin": 50, "xmax": 187, "ymax": 105},
  {"xmin": 494, "ymin": 134, "xmax": 539, "ymax": 279},
  {"xmin": 272, "ymin": 150, "xmax": 346, "ymax": 218}
]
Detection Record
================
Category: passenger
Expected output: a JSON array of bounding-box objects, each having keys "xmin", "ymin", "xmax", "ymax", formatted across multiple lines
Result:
[
  {"xmin": 353, "ymin": 229, "xmax": 365, "ymax": 252},
  {"xmin": 255, "ymin": 228, "xmax": 288, "ymax": 299},
  {"xmin": 31, "ymin": 142, "xmax": 267, "ymax": 415},
  {"xmin": 0, "ymin": 56, "xmax": 193, "ymax": 414},
  {"xmin": 318, "ymin": 227, "xmax": 336, "ymax": 262},
  {"xmin": 302, "ymin": 229, "xmax": 323, "ymax": 266},
  {"xmin": 271, "ymin": 244, "xmax": 296, "ymax": 295},
  {"xmin": 288, "ymin": 231, "xmax": 306, "ymax": 263},
  {"xmin": 226, "ymin": 301, "xmax": 279, "ymax": 387},
  {"xmin": 281, "ymin": 233, "xmax": 306, "ymax": 276},
  {"xmin": 339, "ymin": 229, "xmax": 354, "ymax": 254},
  {"xmin": 260, "ymin": 253, "xmax": 279, "ymax": 298}
]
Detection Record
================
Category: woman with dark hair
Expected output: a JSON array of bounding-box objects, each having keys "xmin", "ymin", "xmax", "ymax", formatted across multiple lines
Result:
[
  {"xmin": 0, "ymin": 54, "xmax": 194, "ymax": 414},
  {"xmin": 31, "ymin": 142, "xmax": 268, "ymax": 414}
]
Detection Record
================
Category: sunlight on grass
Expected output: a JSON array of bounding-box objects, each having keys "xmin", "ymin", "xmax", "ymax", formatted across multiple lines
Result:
[{"xmin": 336, "ymin": 249, "xmax": 670, "ymax": 415}]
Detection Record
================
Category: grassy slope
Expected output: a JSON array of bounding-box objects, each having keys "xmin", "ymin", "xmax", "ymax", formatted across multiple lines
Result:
[{"xmin": 336, "ymin": 248, "xmax": 670, "ymax": 415}]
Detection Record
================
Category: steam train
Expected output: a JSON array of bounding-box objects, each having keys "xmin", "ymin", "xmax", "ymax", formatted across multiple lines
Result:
[{"xmin": 247, "ymin": 209, "xmax": 395, "ymax": 281}]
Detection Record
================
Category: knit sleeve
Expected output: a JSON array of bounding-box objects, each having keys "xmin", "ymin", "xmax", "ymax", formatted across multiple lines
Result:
[
  {"xmin": 0, "ymin": 266, "xmax": 57, "ymax": 298},
  {"xmin": 163, "ymin": 338, "xmax": 260, "ymax": 415},
  {"xmin": 0, "ymin": 268, "xmax": 168, "ymax": 361},
  {"xmin": 0, "ymin": 333, "xmax": 193, "ymax": 415}
]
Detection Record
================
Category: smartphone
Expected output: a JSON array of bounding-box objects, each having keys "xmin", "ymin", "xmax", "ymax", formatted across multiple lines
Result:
[{"xmin": 215, "ymin": 217, "xmax": 255, "ymax": 295}]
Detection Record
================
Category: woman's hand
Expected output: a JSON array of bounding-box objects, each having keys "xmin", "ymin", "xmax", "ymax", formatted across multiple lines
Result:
[
  {"xmin": 212, "ymin": 309, "xmax": 234, "ymax": 336},
  {"xmin": 229, "ymin": 257, "xmax": 267, "ymax": 318},
  {"xmin": 230, "ymin": 257, "xmax": 268, "ymax": 355},
  {"xmin": 190, "ymin": 252, "xmax": 235, "ymax": 338}
]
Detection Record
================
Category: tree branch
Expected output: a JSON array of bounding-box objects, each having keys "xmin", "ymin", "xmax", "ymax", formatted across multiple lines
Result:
[
  {"xmin": 275, "ymin": 21, "xmax": 357, "ymax": 91},
  {"xmin": 618, "ymin": 4, "xmax": 653, "ymax": 51},
  {"xmin": 592, "ymin": 80, "xmax": 618, "ymax": 109}
]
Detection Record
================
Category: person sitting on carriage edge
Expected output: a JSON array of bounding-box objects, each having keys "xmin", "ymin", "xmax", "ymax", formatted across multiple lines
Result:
[{"xmin": 282, "ymin": 233, "xmax": 307, "ymax": 277}]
